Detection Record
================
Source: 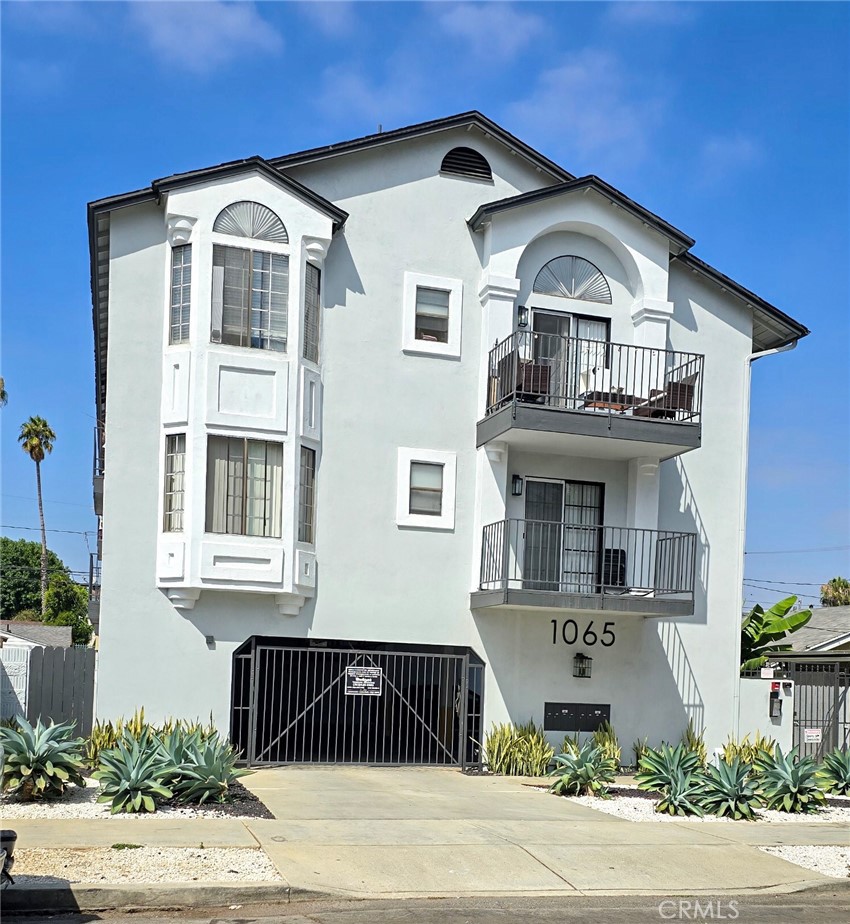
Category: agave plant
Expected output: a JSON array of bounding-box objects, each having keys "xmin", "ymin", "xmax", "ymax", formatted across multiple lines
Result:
[
  {"xmin": 698, "ymin": 758, "xmax": 761, "ymax": 820},
  {"xmin": 635, "ymin": 743, "xmax": 702, "ymax": 793},
  {"xmin": 548, "ymin": 741, "xmax": 617, "ymax": 797},
  {"xmin": 756, "ymin": 745, "xmax": 826, "ymax": 814},
  {"xmin": 0, "ymin": 717, "xmax": 86, "ymax": 800},
  {"xmin": 172, "ymin": 733, "xmax": 249, "ymax": 805},
  {"xmin": 656, "ymin": 768, "xmax": 705, "ymax": 817},
  {"xmin": 94, "ymin": 729, "xmax": 177, "ymax": 814},
  {"xmin": 817, "ymin": 747, "xmax": 850, "ymax": 796}
]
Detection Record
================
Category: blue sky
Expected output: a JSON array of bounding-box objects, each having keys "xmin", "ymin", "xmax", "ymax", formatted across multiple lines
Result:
[{"xmin": 1, "ymin": 1, "xmax": 848, "ymax": 608}]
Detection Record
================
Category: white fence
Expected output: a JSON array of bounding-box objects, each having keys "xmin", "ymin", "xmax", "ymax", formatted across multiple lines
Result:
[{"xmin": 0, "ymin": 646, "xmax": 31, "ymax": 718}]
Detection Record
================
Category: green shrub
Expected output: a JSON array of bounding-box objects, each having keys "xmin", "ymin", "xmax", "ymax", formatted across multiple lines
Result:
[
  {"xmin": 756, "ymin": 745, "xmax": 826, "ymax": 814},
  {"xmin": 698, "ymin": 758, "xmax": 762, "ymax": 820},
  {"xmin": 591, "ymin": 721, "xmax": 621, "ymax": 767},
  {"xmin": 483, "ymin": 721, "xmax": 553, "ymax": 776},
  {"xmin": 656, "ymin": 769, "xmax": 705, "ymax": 817},
  {"xmin": 561, "ymin": 732, "xmax": 581, "ymax": 756},
  {"xmin": 635, "ymin": 743, "xmax": 702, "ymax": 793},
  {"xmin": 0, "ymin": 717, "xmax": 86, "ymax": 800},
  {"xmin": 93, "ymin": 729, "xmax": 177, "ymax": 814},
  {"xmin": 548, "ymin": 741, "xmax": 617, "ymax": 797},
  {"xmin": 818, "ymin": 748, "xmax": 850, "ymax": 795},
  {"xmin": 680, "ymin": 718, "xmax": 707, "ymax": 767}
]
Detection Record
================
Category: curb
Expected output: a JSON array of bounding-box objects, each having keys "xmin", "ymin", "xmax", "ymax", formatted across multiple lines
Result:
[{"xmin": 1, "ymin": 881, "xmax": 307, "ymax": 913}]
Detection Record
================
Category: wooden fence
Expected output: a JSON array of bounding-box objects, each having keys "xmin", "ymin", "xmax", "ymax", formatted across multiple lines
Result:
[{"xmin": 25, "ymin": 646, "xmax": 97, "ymax": 737}]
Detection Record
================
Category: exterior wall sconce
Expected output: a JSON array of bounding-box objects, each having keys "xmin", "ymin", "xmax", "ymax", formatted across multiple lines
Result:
[
  {"xmin": 517, "ymin": 305, "xmax": 529, "ymax": 328},
  {"xmin": 573, "ymin": 652, "xmax": 592, "ymax": 678},
  {"xmin": 511, "ymin": 475, "xmax": 524, "ymax": 496}
]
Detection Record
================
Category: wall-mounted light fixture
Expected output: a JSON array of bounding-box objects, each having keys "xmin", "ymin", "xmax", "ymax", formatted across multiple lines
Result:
[
  {"xmin": 511, "ymin": 475, "xmax": 524, "ymax": 496},
  {"xmin": 573, "ymin": 652, "xmax": 592, "ymax": 679},
  {"xmin": 517, "ymin": 305, "xmax": 529, "ymax": 329}
]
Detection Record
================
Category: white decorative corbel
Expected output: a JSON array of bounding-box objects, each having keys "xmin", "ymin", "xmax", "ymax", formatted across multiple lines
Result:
[
  {"xmin": 478, "ymin": 274, "xmax": 521, "ymax": 305},
  {"xmin": 166, "ymin": 214, "xmax": 197, "ymax": 246},
  {"xmin": 167, "ymin": 587, "xmax": 202, "ymax": 611},
  {"xmin": 636, "ymin": 457, "xmax": 660, "ymax": 478},
  {"xmin": 303, "ymin": 236, "xmax": 330, "ymax": 267},
  {"xmin": 485, "ymin": 441, "xmax": 507, "ymax": 462},
  {"xmin": 275, "ymin": 593, "xmax": 306, "ymax": 617}
]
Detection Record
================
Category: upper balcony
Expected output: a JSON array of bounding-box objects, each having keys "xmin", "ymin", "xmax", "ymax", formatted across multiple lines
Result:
[
  {"xmin": 477, "ymin": 333, "xmax": 703, "ymax": 460},
  {"xmin": 92, "ymin": 425, "xmax": 105, "ymax": 517},
  {"xmin": 471, "ymin": 519, "xmax": 696, "ymax": 617}
]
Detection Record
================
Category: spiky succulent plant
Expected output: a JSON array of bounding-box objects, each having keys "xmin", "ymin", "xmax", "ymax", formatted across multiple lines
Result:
[
  {"xmin": 548, "ymin": 741, "xmax": 617, "ymax": 797},
  {"xmin": 0, "ymin": 717, "xmax": 86, "ymax": 800}
]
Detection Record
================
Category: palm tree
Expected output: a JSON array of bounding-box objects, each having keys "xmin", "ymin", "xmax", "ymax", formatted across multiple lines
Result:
[
  {"xmin": 0, "ymin": 377, "xmax": 7, "ymax": 407},
  {"xmin": 18, "ymin": 416, "xmax": 56, "ymax": 615}
]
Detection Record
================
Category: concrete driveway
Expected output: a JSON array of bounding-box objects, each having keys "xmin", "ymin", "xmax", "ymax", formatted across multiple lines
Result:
[{"xmin": 241, "ymin": 766, "xmax": 844, "ymax": 897}]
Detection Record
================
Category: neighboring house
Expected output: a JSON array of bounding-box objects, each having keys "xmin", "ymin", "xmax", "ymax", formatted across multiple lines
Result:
[
  {"xmin": 789, "ymin": 606, "xmax": 850, "ymax": 653},
  {"xmin": 0, "ymin": 621, "xmax": 72, "ymax": 648},
  {"xmin": 88, "ymin": 111, "xmax": 809, "ymax": 764}
]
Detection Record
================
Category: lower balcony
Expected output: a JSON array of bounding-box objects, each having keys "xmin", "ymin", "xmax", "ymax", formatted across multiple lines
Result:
[{"xmin": 471, "ymin": 520, "xmax": 696, "ymax": 616}]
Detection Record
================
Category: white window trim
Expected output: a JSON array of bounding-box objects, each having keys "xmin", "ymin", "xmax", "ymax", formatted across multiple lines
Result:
[
  {"xmin": 402, "ymin": 272, "xmax": 463, "ymax": 359},
  {"xmin": 396, "ymin": 447, "xmax": 456, "ymax": 530}
]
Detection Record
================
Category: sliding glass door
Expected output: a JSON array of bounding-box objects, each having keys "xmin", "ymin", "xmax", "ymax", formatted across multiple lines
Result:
[
  {"xmin": 523, "ymin": 480, "xmax": 564, "ymax": 590},
  {"xmin": 531, "ymin": 311, "xmax": 609, "ymax": 407}
]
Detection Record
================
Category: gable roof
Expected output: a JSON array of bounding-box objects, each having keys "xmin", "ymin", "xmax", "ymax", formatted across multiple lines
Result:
[
  {"xmin": 789, "ymin": 606, "xmax": 850, "ymax": 652},
  {"xmin": 467, "ymin": 175, "xmax": 695, "ymax": 254},
  {"xmin": 0, "ymin": 621, "xmax": 73, "ymax": 648},
  {"xmin": 269, "ymin": 110, "xmax": 574, "ymax": 183},
  {"xmin": 674, "ymin": 253, "xmax": 810, "ymax": 350}
]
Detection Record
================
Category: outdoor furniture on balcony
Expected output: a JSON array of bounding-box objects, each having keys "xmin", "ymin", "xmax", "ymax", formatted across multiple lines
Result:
[
  {"xmin": 471, "ymin": 519, "xmax": 697, "ymax": 617},
  {"xmin": 478, "ymin": 334, "xmax": 704, "ymax": 455}
]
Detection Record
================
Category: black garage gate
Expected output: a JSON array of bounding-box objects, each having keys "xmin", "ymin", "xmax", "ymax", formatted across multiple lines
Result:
[{"xmin": 231, "ymin": 637, "xmax": 484, "ymax": 767}]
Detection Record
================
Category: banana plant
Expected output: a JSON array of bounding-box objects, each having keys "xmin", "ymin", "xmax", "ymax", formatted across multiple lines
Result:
[{"xmin": 740, "ymin": 596, "xmax": 812, "ymax": 670}]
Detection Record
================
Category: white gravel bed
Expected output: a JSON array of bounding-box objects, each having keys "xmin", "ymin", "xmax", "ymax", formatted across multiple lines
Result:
[
  {"xmin": 761, "ymin": 845, "xmax": 850, "ymax": 879},
  {"xmin": 12, "ymin": 846, "xmax": 282, "ymax": 883},
  {"xmin": 1, "ymin": 778, "xmax": 259, "ymax": 820},
  {"xmin": 565, "ymin": 786, "xmax": 850, "ymax": 824}
]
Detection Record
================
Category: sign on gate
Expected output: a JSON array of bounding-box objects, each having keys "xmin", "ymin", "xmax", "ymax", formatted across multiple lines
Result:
[
  {"xmin": 804, "ymin": 728, "xmax": 823, "ymax": 743},
  {"xmin": 345, "ymin": 665, "xmax": 383, "ymax": 696}
]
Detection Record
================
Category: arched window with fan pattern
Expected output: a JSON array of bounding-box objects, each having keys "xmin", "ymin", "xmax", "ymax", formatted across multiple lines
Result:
[
  {"xmin": 213, "ymin": 201, "xmax": 289, "ymax": 244},
  {"xmin": 533, "ymin": 256, "xmax": 612, "ymax": 304}
]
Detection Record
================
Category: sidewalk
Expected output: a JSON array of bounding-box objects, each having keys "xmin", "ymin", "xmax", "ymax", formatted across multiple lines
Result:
[{"xmin": 4, "ymin": 767, "xmax": 848, "ymax": 911}]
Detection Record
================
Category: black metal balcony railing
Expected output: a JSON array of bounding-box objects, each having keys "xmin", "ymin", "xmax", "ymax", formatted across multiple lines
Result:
[
  {"xmin": 486, "ymin": 333, "xmax": 703, "ymax": 423},
  {"xmin": 93, "ymin": 424, "xmax": 105, "ymax": 478},
  {"xmin": 88, "ymin": 552, "xmax": 101, "ymax": 603},
  {"xmin": 480, "ymin": 519, "xmax": 697, "ymax": 599}
]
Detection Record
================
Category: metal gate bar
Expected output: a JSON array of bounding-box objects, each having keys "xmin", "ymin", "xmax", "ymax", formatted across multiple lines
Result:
[{"xmin": 235, "ymin": 643, "xmax": 481, "ymax": 767}]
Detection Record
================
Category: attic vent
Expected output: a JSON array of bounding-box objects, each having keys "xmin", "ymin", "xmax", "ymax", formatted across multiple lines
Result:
[
  {"xmin": 533, "ymin": 256, "xmax": 612, "ymax": 304},
  {"xmin": 213, "ymin": 201, "xmax": 289, "ymax": 244},
  {"xmin": 440, "ymin": 147, "xmax": 492, "ymax": 181}
]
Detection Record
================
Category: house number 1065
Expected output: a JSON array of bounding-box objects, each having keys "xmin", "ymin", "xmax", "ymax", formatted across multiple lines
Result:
[{"xmin": 551, "ymin": 619, "xmax": 615, "ymax": 647}]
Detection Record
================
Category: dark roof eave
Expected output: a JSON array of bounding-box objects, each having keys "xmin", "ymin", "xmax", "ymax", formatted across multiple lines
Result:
[
  {"xmin": 468, "ymin": 176, "xmax": 695, "ymax": 254},
  {"xmin": 674, "ymin": 253, "xmax": 810, "ymax": 348},
  {"xmin": 270, "ymin": 110, "xmax": 574, "ymax": 183}
]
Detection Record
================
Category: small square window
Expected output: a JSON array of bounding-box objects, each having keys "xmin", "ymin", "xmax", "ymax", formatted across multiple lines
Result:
[
  {"xmin": 414, "ymin": 287, "xmax": 450, "ymax": 344},
  {"xmin": 396, "ymin": 448, "xmax": 456, "ymax": 530},
  {"xmin": 402, "ymin": 272, "xmax": 462, "ymax": 358},
  {"xmin": 409, "ymin": 461, "xmax": 443, "ymax": 516}
]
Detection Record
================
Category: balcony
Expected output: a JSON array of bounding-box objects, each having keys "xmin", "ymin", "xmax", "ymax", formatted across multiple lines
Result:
[
  {"xmin": 92, "ymin": 425, "xmax": 105, "ymax": 516},
  {"xmin": 87, "ymin": 552, "xmax": 101, "ymax": 632},
  {"xmin": 477, "ymin": 333, "xmax": 703, "ymax": 459},
  {"xmin": 471, "ymin": 520, "xmax": 696, "ymax": 616}
]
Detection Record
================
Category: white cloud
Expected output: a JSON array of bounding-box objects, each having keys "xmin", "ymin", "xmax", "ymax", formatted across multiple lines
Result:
[
  {"xmin": 317, "ymin": 61, "xmax": 425, "ymax": 125},
  {"xmin": 505, "ymin": 49, "xmax": 665, "ymax": 171},
  {"xmin": 606, "ymin": 1, "xmax": 696, "ymax": 26},
  {"xmin": 435, "ymin": 2, "xmax": 543, "ymax": 60},
  {"xmin": 127, "ymin": 1, "xmax": 282, "ymax": 76},
  {"xmin": 697, "ymin": 134, "xmax": 763, "ymax": 185},
  {"xmin": 295, "ymin": 0, "xmax": 357, "ymax": 37}
]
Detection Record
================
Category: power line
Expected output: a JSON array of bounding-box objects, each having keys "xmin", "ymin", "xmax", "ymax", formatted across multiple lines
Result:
[
  {"xmin": 745, "ymin": 546, "xmax": 850, "ymax": 555},
  {"xmin": 2, "ymin": 494, "xmax": 95, "ymax": 510},
  {"xmin": 2, "ymin": 525, "xmax": 95, "ymax": 536},
  {"xmin": 743, "ymin": 581, "xmax": 820, "ymax": 601},
  {"xmin": 744, "ymin": 579, "xmax": 827, "ymax": 586}
]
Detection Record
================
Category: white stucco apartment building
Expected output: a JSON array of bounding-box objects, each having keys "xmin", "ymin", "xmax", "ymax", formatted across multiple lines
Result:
[{"xmin": 89, "ymin": 112, "xmax": 808, "ymax": 765}]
